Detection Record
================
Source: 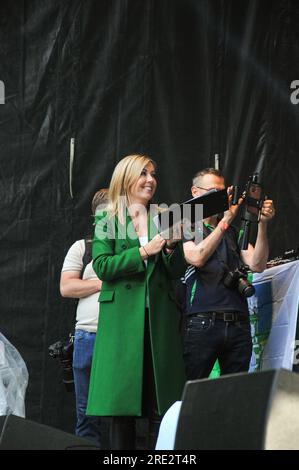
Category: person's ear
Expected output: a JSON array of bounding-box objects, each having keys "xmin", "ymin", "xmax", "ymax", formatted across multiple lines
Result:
[{"xmin": 191, "ymin": 186, "xmax": 199, "ymax": 198}]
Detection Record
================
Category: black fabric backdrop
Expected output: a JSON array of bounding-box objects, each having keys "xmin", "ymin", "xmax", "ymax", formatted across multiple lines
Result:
[{"xmin": 0, "ymin": 0, "xmax": 299, "ymax": 433}]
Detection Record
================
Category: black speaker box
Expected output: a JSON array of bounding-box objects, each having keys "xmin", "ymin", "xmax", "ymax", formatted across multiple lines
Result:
[
  {"xmin": 174, "ymin": 369, "xmax": 299, "ymax": 450},
  {"xmin": 0, "ymin": 415, "xmax": 100, "ymax": 450}
]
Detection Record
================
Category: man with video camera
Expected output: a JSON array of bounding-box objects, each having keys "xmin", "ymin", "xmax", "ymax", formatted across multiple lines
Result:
[{"xmin": 182, "ymin": 168, "xmax": 275, "ymax": 380}]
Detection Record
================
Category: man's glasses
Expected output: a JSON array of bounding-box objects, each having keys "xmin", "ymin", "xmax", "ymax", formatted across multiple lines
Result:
[{"xmin": 195, "ymin": 186, "xmax": 222, "ymax": 192}]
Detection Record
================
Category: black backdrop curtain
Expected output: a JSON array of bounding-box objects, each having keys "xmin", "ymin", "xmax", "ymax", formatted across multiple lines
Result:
[{"xmin": 0, "ymin": 0, "xmax": 299, "ymax": 432}]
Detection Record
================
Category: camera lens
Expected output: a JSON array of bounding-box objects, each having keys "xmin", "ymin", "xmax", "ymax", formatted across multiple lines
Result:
[
  {"xmin": 49, "ymin": 339, "xmax": 74, "ymax": 392},
  {"xmin": 238, "ymin": 278, "xmax": 255, "ymax": 297},
  {"xmin": 61, "ymin": 361, "xmax": 74, "ymax": 392}
]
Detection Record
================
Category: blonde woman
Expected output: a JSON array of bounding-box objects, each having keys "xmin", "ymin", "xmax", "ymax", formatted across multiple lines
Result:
[{"xmin": 87, "ymin": 154, "xmax": 186, "ymax": 449}]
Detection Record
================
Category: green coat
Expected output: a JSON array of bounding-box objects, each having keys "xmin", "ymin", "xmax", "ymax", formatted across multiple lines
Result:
[{"xmin": 87, "ymin": 211, "xmax": 187, "ymax": 416}]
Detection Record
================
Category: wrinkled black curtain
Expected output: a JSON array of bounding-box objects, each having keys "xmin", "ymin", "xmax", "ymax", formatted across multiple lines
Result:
[{"xmin": 0, "ymin": 0, "xmax": 299, "ymax": 432}]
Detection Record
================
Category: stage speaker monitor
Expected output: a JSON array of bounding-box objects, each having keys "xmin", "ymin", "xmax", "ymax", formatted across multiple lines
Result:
[
  {"xmin": 174, "ymin": 368, "xmax": 299, "ymax": 450},
  {"xmin": 0, "ymin": 414, "xmax": 99, "ymax": 450}
]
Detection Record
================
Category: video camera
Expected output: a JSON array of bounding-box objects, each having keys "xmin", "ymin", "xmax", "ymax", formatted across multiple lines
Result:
[
  {"xmin": 232, "ymin": 173, "xmax": 264, "ymax": 250},
  {"xmin": 48, "ymin": 334, "xmax": 74, "ymax": 392}
]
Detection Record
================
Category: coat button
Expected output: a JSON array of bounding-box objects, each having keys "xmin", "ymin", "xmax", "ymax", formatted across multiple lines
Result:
[
  {"xmin": 121, "ymin": 243, "xmax": 127, "ymax": 249},
  {"xmin": 125, "ymin": 284, "xmax": 131, "ymax": 289}
]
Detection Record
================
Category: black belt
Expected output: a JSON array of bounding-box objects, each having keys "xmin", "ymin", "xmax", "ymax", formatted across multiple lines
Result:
[{"xmin": 189, "ymin": 311, "xmax": 248, "ymax": 322}]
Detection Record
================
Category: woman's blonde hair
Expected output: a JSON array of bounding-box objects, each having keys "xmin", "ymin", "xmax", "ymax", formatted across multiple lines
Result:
[{"xmin": 107, "ymin": 154, "xmax": 156, "ymax": 220}]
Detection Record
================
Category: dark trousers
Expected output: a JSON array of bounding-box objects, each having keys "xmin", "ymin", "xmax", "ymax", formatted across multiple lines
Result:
[
  {"xmin": 183, "ymin": 313, "xmax": 252, "ymax": 380},
  {"xmin": 110, "ymin": 312, "xmax": 161, "ymax": 450}
]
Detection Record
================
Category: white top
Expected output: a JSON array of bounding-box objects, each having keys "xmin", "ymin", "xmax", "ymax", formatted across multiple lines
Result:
[{"xmin": 61, "ymin": 239, "xmax": 99, "ymax": 333}]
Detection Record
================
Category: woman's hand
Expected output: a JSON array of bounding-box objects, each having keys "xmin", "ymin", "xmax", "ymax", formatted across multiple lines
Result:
[
  {"xmin": 140, "ymin": 234, "xmax": 166, "ymax": 259},
  {"xmin": 146, "ymin": 234, "xmax": 166, "ymax": 255}
]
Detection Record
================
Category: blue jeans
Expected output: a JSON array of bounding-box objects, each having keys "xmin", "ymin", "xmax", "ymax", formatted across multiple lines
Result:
[
  {"xmin": 73, "ymin": 329, "xmax": 101, "ymax": 446},
  {"xmin": 183, "ymin": 313, "xmax": 252, "ymax": 380}
]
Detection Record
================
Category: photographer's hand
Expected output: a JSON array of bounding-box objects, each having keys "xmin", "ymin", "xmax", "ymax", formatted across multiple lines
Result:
[
  {"xmin": 241, "ymin": 199, "xmax": 275, "ymax": 272},
  {"xmin": 260, "ymin": 199, "xmax": 275, "ymax": 223},
  {"xmin": 222, "ymin": 186, "xmax": 244, "ymax": 225}
]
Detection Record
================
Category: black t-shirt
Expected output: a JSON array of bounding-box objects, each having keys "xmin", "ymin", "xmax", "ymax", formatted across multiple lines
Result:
[{"xmin": 184, "ymin": 225, "xmax": 249, "ymax": 315}]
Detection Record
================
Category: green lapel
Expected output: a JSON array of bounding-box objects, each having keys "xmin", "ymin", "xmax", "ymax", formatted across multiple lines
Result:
[{"xmin": 123, "ymin": 210, "xmax": 139, "ymax": 248}]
